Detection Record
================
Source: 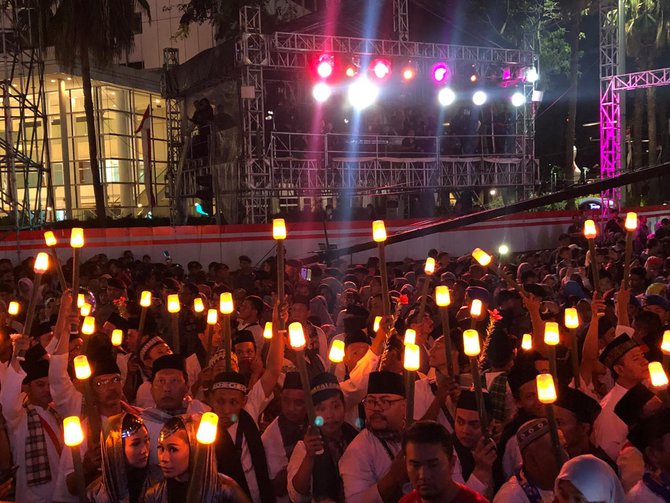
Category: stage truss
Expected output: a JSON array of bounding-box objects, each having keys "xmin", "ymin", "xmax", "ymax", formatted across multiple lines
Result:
[
  {"xmin": 599, "ymin": 0, "xmax": 670, "ymax": 207},
  {"xmin": 0, "ymin": 0, "xmax": 50, "ymax": 230},
  {"xmin": 233, "ymin": 4, "xmax": 538, "ymax": 223}
]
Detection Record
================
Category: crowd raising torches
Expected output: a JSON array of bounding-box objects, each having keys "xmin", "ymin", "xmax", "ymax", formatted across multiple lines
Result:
[{"xmin": 6, "ymin": 209, "xmax": 670, "ymax": 503}]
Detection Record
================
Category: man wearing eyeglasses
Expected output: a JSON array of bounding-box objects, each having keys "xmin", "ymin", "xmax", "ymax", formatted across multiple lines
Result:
[
  {"xmin": 47, "ymin": 291, "xmax": 131, "ymax": 502},
  {"xmin": 339, "ymin": 370, "xmax": 410, "ymax": 502}
]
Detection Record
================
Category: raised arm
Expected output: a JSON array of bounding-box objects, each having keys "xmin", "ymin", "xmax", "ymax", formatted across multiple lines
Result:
[
  {"xmin": 260, "ymin": 297, "xmax": 286, "ymax": 397},
  {"xmin": 580, "ymin": 295, "xmax": 604, "ymax": 388}
]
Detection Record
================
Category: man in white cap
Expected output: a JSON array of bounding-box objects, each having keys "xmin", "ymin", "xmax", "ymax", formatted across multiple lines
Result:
[{"xmin": 494, "ymin": 418, "xmax": 567, "ymax": 503}]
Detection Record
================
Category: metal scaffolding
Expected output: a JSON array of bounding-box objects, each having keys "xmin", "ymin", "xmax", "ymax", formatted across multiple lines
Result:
[
  {"xmin": 162, "ymin": 47, "xmax": 184, "ymax": 224},
  {"xmin": 234, "ymin": 4, "xmax": 538, "ymax": 223},
  {"xmin": 0, "ymin": 0, "xmax": 50, "ymax": 230},
  {"xmin": 599, "ymin": 0, "xmax": 670, "ymax": 208},
  {"xmin": 599, "ymin": 0, "xmax": 622, "ymax": 206}
]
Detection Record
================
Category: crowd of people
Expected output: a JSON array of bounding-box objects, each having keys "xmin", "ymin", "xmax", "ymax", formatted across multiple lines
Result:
[{"xmin": 0, "ymin": 211, "xmax": 670, "ymax": 502}]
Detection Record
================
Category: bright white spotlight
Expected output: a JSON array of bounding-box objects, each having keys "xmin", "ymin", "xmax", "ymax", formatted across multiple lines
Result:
[
  {"xmin": 498, "ymin": 244, "xmax": 510, "ymax": 255},
  {"xmin": 511, "ymin": 92, "xmax": 526, "ymax": 107},
  {"xmin": 348, "ymin": 78, "xmax": 378, "ymax": 111},
  {"xmin": 472, "ymin": 91, "xmax": 487, "ymax": 106},
  {"xmin": 525, "ymin": 67, "xmax": 539, "ymax": 83},
  {"xmin": 438, "ymin": 87, "xmax": 456, "ymax": 107},
  {"xmin": 312, "ymin": 82, "xmax": 332, "ymax": 103},
  {"xmin": 372, "ymin": 59, "xmax": 391, "ymax": 79}
]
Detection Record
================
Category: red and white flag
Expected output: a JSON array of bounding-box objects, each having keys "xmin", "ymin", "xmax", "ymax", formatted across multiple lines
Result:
[{"xmin": 135, "ymin": 105, "xmax": 155, "ymax": 209}]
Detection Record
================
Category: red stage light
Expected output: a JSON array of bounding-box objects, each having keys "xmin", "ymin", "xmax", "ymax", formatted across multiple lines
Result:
[
  {"xmin": 371, "ymin": 59, "xmax": 391, "ymax": 79},
  {"xmin": 345, "ymin": 65, "xmax": 357, "ymax": 78},
  {"xmin": 402, "ymin": 68, "xmax": 415, "ymax": 81},
  {"xmin": 316, "ymin": 54, "xmax": 334, "ymax": 79}
]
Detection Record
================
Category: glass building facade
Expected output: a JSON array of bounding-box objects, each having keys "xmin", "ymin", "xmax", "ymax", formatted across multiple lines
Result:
[{"xmin": 43, "ymin": 76, "xmax": 169, "ymax": 220}]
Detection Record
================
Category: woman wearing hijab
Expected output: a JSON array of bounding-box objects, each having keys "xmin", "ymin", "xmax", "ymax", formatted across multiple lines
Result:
[
  {"xmin": 554, "ymin": 455, "xmax": 625, "ymax": 503},
  {"xmin": 144, "ymin": 414, "xmax": 250, "ymax": 503},
  {"xmin": 87, "ymin": 412, "xmax": 162, "ymax": 503}
]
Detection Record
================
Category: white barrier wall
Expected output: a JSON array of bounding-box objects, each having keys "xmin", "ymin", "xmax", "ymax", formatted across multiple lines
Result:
[{"xmin": 5, "ymin": 207, "xmax": 668, "ymax": 266}]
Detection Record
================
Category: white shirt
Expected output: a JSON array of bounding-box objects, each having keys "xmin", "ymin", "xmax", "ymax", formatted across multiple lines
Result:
[
  {"xmin": 451, "ymin": 449, "xmax": 489, "ymax": 497},
  {"xmin": 116, "ymin": 351, "xmax": 132, "ymax": 382},
  {"xmin": 339, "ymin": 428, "xmax": 402, "ymax": 503},
  {"xmin": 627, "ymin": 478, "xmax": 666, "ymax": 502},
  {"xmin": 413, "ymin": 375, "xmax": 454, "ymax": 433},
  {"xmin": 594, "ymin": 383, "xmax": 630, "ymax": 460},
  {"xmin": 493, "ymin": 475, "xmax": 554, "ymax": 503},
  {"xmin": 224, "ymin": 379, "xmax": 273, "ymax": 503},
  {"xmin": 260, "ymin": 417, "xmax": 290, "ymax": 503},
  {"xmin": 339, "ymin": 349, "xmax": 379, "ymax": 427},
  {"xmin": 135, "ymin": 380, "xmax": 156, "ymax": 409},
  {"xmin": 502, "ymin": 435, "xmax": 523, "ymax": 482},
  {"xmin": 48, "ymin": 352, "xmax": 82, "ymax": 418},
  {"xmin": 0, "ymin": 365, "xmax": 62, "ymax": 503},
  {"xmin": 285, "ymin": 439, "xmax": 310, "ymax": 503},
  {"xmin": 185, "ymin": 353, "xmax": 205, "ymax": 401}
]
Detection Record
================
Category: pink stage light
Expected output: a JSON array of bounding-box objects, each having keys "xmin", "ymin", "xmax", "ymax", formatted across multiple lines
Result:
[{"xmin": 431, "ymin": 63, "xmax": 450, "ymax": 83}]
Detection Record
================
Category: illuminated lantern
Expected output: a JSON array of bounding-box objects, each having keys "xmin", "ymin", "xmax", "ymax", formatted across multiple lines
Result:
[
  {"xmin": 44, "ymin": 231, "xmax": 57, "ymax": 247},
  {"xmin": 583, "ymin": 220, "xmax": 597, "ymax": 239},
  {"xmin": 288, "ymin": 322, "xmax": 306, "ymax": 349},
  {"xmin": 207, "ymin": 309, "xmax": 218, "ymax": 326},
  {"xmin": 463, "ymin": 329, "xmax": 481, "ymax": 357},
  {"xmin": 373, "ymin": 316, "xmax": 382, "ymax": 333},
  {"xmin": 536, "ymin": 373, "xmax": 557, "ymax": 404},
  {"xmin": 196, "ymin": 412, "xmax": 219, "ymax": 444},
  {"xmin": 649, "ymin": 362, "xmax": 669, "ymax": 388},
  {"xmin": 140, "ymin": 291, "xmax": 152, "ymax": 308},
  {"xmin": 329, "ymin": 340, "xmax": 345, "ymax": 363},
  {"xmin": 404, "ymin": 329, "xmax": 416, "ymax": 345},
  {"xmin": 70, "ymin": 228, "xmax": 84, "ymax": 248},
  {"xmin": 372, "ymin": 220, "xmax": 387, "ymax": 243},
  {"xmin": 404, "ymin": 343, "xmax": 420, "ymax": 371},
  {"xmin": 625, "ymin": 212, "xmax": 638, "ymax": 231},
  {"xmin": 219, "ymin": 292, "xmax": 234, "ymax": 314},
  {"xmin": 193, "ymin": 298, "xmax": 205, "ymax": 313},
  {"xmin": 273, "ymin": 218, "xmax": 287, "ymax": 240},
  {"xmin": 470, "ymin": 299, "xmax": 483, "ymax": 318},
  {"xmin": 111, "ymin": 329, "xmax": 123, "ymax": 347},
  {"xmin": 521, "ymin": 333, "xmax": 533, "ymax": 351},
  {"xmin": 471, "ymin": 248, "xmax": 492, "ymax": 267},
  {"xmin": 564, "ymin": 308, "xmax": 580, "ymax": 329},
  {"xmin": 435, "ymin": 286, "xmax": 451, "ymax": 307},
  {"xmin": 7, "ymin": 301, "xmax": 19, "ymax": 316},
  {"xmin": 81, "ymin": 316, "xmax": 95, "ymax": 335},
  {"xmin": 34, "ymin": 252, "xmax": 49, "ymax": 274},
  {"xmin": 167, "ymin": 294, "xmax": 180, "ymax": 314},
  {"xmin": 424, "ymin": 257, "xmax": 435, "ymax": 275},
  {"xmin": 544, "ymin": 322, "xmax": 560, "ymax": 346},
  {"xmin": 662, "ymin": 330, "xmax": 670, "ymax": 354},
  {"xmin": 63, "ymin": 416, "xmax": 84, "ymax": 447},
  {"xmin": 73, "ymin": 355, "xmax": 92, "ymax": 380}
]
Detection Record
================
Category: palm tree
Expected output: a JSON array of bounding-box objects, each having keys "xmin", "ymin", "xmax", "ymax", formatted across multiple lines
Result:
[{"xmin": 42, "ymin": 0, "xmax": 150, "ymax": 223}]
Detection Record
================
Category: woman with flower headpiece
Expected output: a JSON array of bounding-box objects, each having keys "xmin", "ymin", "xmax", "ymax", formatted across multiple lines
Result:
[
  {"xmin": 86, "ymin": 412, "xmax": 162, "ymax": 503},
  {"xmin": 144, "ymin": 415, "xmax": 250, "ymax": 503}
]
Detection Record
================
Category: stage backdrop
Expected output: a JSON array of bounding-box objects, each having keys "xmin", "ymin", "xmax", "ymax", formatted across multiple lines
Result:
[{"xmin": 4, "ymin": 206, "xmax": 668, "ymax": 266}]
